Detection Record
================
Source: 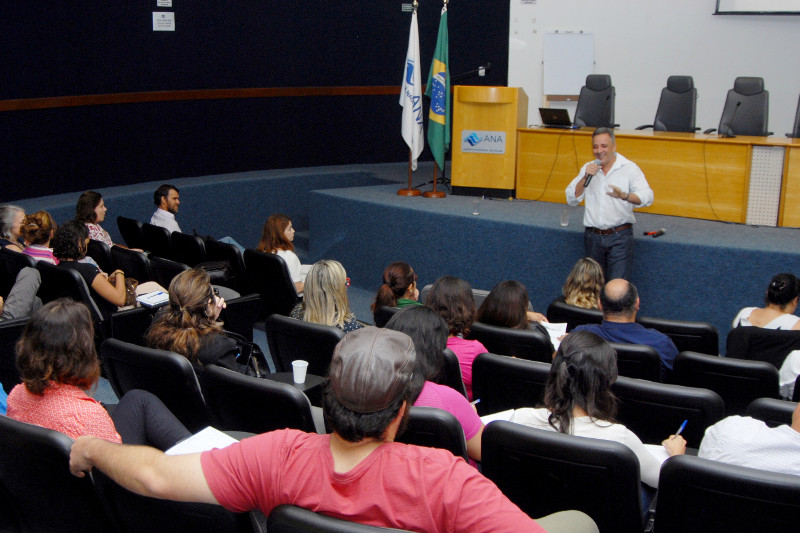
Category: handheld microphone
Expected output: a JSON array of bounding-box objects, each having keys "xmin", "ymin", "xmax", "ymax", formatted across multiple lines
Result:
[
  {"xmin": 643, "ymin": 228, "xmax": 666, "ymax": 238},
  {"xmin": 583, "ymin": 159, "xmax": 601, "ymax": 187},
  {"xmin": 720, "ymin": 102, "xmax": 741, "ymax": 138}
]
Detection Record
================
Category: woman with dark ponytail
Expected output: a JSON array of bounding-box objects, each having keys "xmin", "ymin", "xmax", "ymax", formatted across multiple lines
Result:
[
  {"xmin": 371, "ymin": 261, "xmax": 421, "ymax": 312},
  {"xmin": 509, "ymin": 331, "xmax": 685, "ymax": 490},
  {"xmin": 732, "ymin": 273, "xmax": 800, "ymax": 330}
]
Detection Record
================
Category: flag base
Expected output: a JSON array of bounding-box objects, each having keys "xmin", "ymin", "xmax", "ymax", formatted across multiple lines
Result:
[
  {"xmin": 397, "ymin": 188, "xmax": 422, "ymax": 197},
  {"xmin": 423, "ymin": 190, "xmax": 446, "ymax": 198}
]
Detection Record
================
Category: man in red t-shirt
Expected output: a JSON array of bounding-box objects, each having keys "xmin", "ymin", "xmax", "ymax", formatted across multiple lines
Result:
[{"xmin": 70, "ymin": 327, "xmax": 597, "ymax": 533}]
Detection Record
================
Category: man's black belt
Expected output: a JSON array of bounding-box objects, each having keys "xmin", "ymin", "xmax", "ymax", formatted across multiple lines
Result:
[{"xmin": 586, "ymin": 223, "xmax": 632, "ymax": 235}]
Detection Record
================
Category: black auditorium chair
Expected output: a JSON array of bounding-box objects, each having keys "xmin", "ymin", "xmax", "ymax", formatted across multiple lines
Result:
[
  {"xmin": 149, "ymin": 255, "xmax": 190, "ymax": 289},
  {"xmin": 206, "ymin": 238, "xmax": 251, "ymax": 294},
  {"xmin": 0, "ymin": 317, "xmax": 29, "ymax": 394},
  {"xmin": 471, "ymin": 352, "xmax": 550, "ymax": 416},
  {"xmin": 672, "ymin": 351, "xmax": 780, "ymax": 416},
  {"xmin": 395, "ymin": 406, "xmax": 469, "ymax": 461},
  {"xmin": 373, "ymin": 305, "xmax": 399, "ymax": 327},
  {"xmin": 142, "ymin": 222, "xmax": 174, "ymax": 259},
  {"xmin": 613, "ymin": 376, "xmax": 724, "ymax": 450},
  {"xmin": 795, "ymin": 375, "xmax": 800, "ymax": 402},
  {"xmin": 267, "ymin": 505, "xmax": 411, "ymax": 533},
  {"xmin": 636, "ymin": 315, "xmax": 719, "ymax": 355},
  {"xmin": 704, "ymin": 76, "xmax": 770, "ymax": 137},
  {"xmin": 201, "ymin": 365, "xmax": 317, "ymax": 434},
  {"xmin": 36, "ymin": 261, "xmax": 105, "ymax": 326},
  {"xmin": 468, "ymin": 321, "xmax": 553, "ymax": 364},
  {"xmin": 110, "ymin": 306, "xmax": 155, "ymax": 346},
  {"xmin": 0, "ymin": 246, "xmax": 36, "ymax": 298},
  {"xmin": 745, "ymin": 397, "xmax": 796, "ymax": 427},
  {"xmin": 100, "ymin": 338, "xmax": 211, "ymax": 432},
  {"xmin": 0, "ymin": 416, "xmax": 117, "ymax": 533},
  {"xmin": 610, "ymin": 342, "xmax": 663, "ymax": 382},
  {"xmin": 419, "ymin": 284, "xmax": 491, "ymax": 310},
  {"xmin": 244, "ymin": 249, "xmax": 301, "ymax": 317},
  {"xmin": 655, "ymin": 455, "xmax": 800, "ymax": 533},
  {"xmin": 788, "ymin": 94, "xmax": 800, "ymax": 138},
  {"xmin": 218, "ymin": 293, "xmax": 262, "ymax": 342},
  {"xmin": 86, "ymin": 239, "xmax": 114, "ymax": 274},
  {"xmin": 111, "ymin": 245, "xmax": 155, "ymax": 282},
  {"xmin": 170, "ymin": 231, "xmax": 209, "ymax": 267},
  {"xmin": 545, "ymin": 296, "xmax": 603, "ymax": 331},
  {"xmin": 264, "ymin": 313, "xmax": 345, "ymax": 375},
  {"xmin": 726, "ymin": 325, "xmax": 800, "ymax": 370},
  {"xmin": 573, "ymin": 74, "xmax": 617, "ymax": 128},
  {"xmin": 482, "ymin": 421, "xmax": 643, "ymax": 533},
  {"xmin": 438, "ymin": 348, "xmax": 468, "ymax": 398},
  {"xmin": 116, "ymin": 215, "xmax": 146, "ymax": 250},
  {"xmin": 635, "ymin": 75, "xmax": 698, "ymax": 133}
]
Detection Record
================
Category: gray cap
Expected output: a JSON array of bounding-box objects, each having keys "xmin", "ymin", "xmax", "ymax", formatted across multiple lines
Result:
[{"xmin": 329, "ymin": 327, "xmax": 416, "ymax": 414}]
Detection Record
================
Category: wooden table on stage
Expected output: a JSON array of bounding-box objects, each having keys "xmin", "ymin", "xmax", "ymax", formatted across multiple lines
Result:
[{"xmin": 515, "ymin": 128, "xmax": 800, "ymax": 226}]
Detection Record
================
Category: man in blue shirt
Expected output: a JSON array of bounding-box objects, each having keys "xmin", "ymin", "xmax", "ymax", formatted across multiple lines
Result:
[{"xmin": 574, "ymin": 279, "xmax": 677, "ymax": 380}]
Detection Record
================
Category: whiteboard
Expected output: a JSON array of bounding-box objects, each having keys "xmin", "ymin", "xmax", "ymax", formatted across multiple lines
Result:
[
  {"xmin": 543, "ymin": 32, "xmax": 594, "ymax": 96},
  {"xmin": 716, "ymin": 0, "xmax": 800, "ymax": 13}
]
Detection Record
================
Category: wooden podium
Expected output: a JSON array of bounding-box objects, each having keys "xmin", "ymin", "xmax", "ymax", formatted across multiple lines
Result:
[{"xmin": 451, "ymin": 86, "xmax": 528, "ymax": 198}]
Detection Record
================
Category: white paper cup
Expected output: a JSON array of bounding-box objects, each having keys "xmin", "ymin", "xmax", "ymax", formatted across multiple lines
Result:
[{"xmin": 292, "ymin": 360, "xmax": 309, "ymax": 384}]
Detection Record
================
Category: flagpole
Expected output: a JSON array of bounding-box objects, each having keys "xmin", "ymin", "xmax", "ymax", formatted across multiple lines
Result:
[
  {"xmin": 423, "ymin": 0, "xmax": 449, "ymax": 199},
  {"xmin": 423, "ymin": 162, "xmax": 446, "ymax": 198},
  {"xmin": 398, "ymin": 148, "xmax": 422, "ymax": 196},
  {"xmin": 398, "ymin": 0, "xmax": 423, "ymax": 197}
]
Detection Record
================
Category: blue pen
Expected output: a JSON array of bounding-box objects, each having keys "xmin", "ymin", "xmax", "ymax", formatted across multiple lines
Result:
[{"xmin": 675, "ymin": 420, "xmax": 688, "ymax": 436}]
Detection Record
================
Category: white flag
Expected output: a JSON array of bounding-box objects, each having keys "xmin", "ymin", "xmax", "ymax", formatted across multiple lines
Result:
[{"xmin": 400, "ymin": 10, "xmax": 424, "ymax": 171}]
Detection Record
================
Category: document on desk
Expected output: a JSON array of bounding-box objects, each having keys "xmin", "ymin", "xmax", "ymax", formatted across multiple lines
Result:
[
  {"xmin": 541, "ymin": 322, "xmax": 568, "ymax": 351},
  {"xmin": 166, "ymin": 426, "xmax": 238, "ymax": 455},
  {"xmin": 480, "ymin": 409, "xmax": 515, "ymax": 425}
]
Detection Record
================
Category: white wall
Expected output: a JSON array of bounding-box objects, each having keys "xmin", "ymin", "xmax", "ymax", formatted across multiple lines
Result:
[{"xmin": 508, "ymin": 0, "xmax": 800, "ymax": 134}]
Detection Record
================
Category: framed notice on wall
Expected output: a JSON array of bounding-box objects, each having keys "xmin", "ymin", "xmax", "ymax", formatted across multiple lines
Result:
[{"xmin": 543, "ymin": 32, "xmax": 594, "ymax": 99}]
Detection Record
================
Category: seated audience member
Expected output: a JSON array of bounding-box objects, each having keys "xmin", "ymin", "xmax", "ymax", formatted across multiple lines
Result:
[
  {"xmin": 70, "ymin": 327, "xmax": 599, "ymax": 533},
  {"xmin": 573, "ymin": 279, "xmax": 678, "ymax": 380},
  {"xmin": 0, "ymin": 267, "xmax": 42, "ymax": 321},
  {"xmin": 510, "ymin": 331, "xmax": 686, "ymax": 493},
  {"xmin": 385, "ymin": 305, "xmax": 484, "ymax": 464},
  {"xmin": 425, "ymin": 275, "xmax": 487, "ymax": 400},
  {"xmin": 371, "ymin": 261, "xmax": 422, "ymax": 314},
  {"xmin": 0, "ymin": 204, "xmax": 25, "ymax": 252},
  {"xmin": 563, "ymin": 257, "xmax": 605, "ymax": 310},
  {"xmin": 7, "ymin": 299, "xmax": 190, "ymax": 449},
  {"xmin": 257, "ymin": 213, "xmax": 310, "ymax": 294},
  {"xmin": 76, "ymin": 190, "xmax": 133, "ymax": 249},
  {"xmin": 732, "ymin": 273, "xmax": 800, "ymax": 399},
  {"xmin": 698, "ymin": 400, "xmax": 800, "ymax": 475},
  {"xmin": 150, "ymin": 183, "xmax": 182, "ymax": 234},
  {"xmin": 290, "ymin": 259, "xmax": 363, "ymax": 333},
  {"xmin": 477, "ymin": 279, "xmax": 550, "ymax": 327},
  {"xmin": 52, "ymin": 220, "xmax": 127, "ymax": 317},
  {"xmin": 145, "ymin": 268, "xmax": 252, "ymax": 376},
  {"xmin": 21, "ymin": 210, "xmax": 58, "ymax": 264}
]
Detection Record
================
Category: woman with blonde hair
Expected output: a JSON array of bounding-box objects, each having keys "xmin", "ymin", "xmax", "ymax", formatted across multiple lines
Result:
[
  {"xmin": 21, "ymin": 211, "xmax": 58, "ymax": 264},
  {"xmin": 257, "ymin": 213, "xmax": 310, "ymax": 294},
  {"xmin": 563, "ymin": 257, "xmax": 605, "ymax": 310},
  {"xmin": 146, "ymin": 268, "xmax": 244, "ymax": 374},
  {"xmin": 290, "ymin": 259, "xmax": 363, "ymax": 333}
]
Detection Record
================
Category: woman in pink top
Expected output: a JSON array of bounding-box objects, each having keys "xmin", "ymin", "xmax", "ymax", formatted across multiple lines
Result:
[
  {"xmin": 21, "ymin": 210, "xmax": 58, "ymax": 264},
  {"xmin": 7, "ymin": 299, "xmax": 190, "ymax": 449},
  {"xmin": 425, "ymin": 275, "xmax": 487, "ymax": 401},
  {"xmin": 385, "ymin": 305, "xmax": 484, "ymax": 463}
]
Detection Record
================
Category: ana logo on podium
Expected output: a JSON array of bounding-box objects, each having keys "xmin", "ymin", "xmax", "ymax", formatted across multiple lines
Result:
[{"xmin": 461, "ymin": 131, "xmax": 506, "ymax": 154}]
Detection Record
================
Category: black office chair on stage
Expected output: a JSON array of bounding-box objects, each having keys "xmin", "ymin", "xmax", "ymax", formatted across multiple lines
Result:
[
  {"xmin": 86, "ymin": 239, "xmax": 114, "ymax": 274},
  {"xmin": 100, "ymin": 338, "xmax": 211, "ymax": 432},
  {"xmin": 609, "ymin": 342, "xmax": 663, "ymax": 382},
  {"xmin": 471, "ymin": 352, "xmax": 550, "ymax": 416},
  {"xmin": 267, "ymin": 505, "xmax": 410, "ymax": 533},
  {"xmin": 264, "ymin": 313, "xmax": 345, "ymax": 374},
  {"xmin": 637, "ymin": 315, "xmax": 719, "ymax": 355},
  {"xmin": 745, "ymin": 397, "xmax": 796, "ymax": 427},
  {"xmin": 244, "ymin": 249, "xmax": 301, "ymax": 317},
  {"xmin": 142, "ymin": 222, "xmax": 174, "ymax": 259},
  {"xmin": 613, "ymin": 376, "xmax": 724, "ymax": 450},
  {"xmin": 0, "ymin": 416, "xmax": 117, "ymax": 533},
  {"xmin": 636, "ymin": 75, "xmax": 698, "ymax": 133},
  {"xmin": 482, "ymin": 421, "xmax": 644, "ymax": 533},
  {"xmin": 672, "ymin": 351, "xmax": 780, "ymax": 416},
  {"xmin": 111, "ymin": 245, "xmax": 155, "ymax": 282},
  {"xmin": 395, "ymin": 406, "xmax": 469, "ymax": 462},
  {"xmin": 117, "ymin": 215, "xmax": 146, "ymax": 250},
  {"xmin": 573, "ymin": 74, "xmax": 617, "ymax": 128},
  {"xmin": 468, "ymin": 321, "xmax": 553, "ymax": 364},
  {"xmin": 201, "ymin": 365, "xmax": 317, "ymax": 434},
  {"xmin": 704, "ymin": 76, "xmax": 770, "ymax": 137},
  {"xmin": 787, "ymin": 94, "xmax": 800, "ymax": 138},
  {"xmin": 546, "ymin": 296, "xmax": 603, "ymax": 331},
  {"xmin": 656, "ymin": 455, "xmax": 800, "ymax": 533}
]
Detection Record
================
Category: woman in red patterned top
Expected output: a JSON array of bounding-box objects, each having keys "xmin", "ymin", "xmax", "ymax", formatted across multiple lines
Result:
[{"xmin": 7, "ymin": 299, "xmax": 190, "ymax": 449}]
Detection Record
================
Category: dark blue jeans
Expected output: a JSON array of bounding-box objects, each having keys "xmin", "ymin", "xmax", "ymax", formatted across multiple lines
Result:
[{"xmin": 584, "ymin": 226, "xmax": 634, "ymax": 281}]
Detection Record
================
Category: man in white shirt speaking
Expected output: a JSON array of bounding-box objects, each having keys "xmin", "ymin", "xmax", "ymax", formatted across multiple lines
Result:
[{"xmin": 565, "ymin": 128, "xmax": 654, "ymax": 281}]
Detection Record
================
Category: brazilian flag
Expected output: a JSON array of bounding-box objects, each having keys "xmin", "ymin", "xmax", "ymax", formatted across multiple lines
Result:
[{"xmin": 425, "ymin": 6, "xmax": 450, "ymax": 171}]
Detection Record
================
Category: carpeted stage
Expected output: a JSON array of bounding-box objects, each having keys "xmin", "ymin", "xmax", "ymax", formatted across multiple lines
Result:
[{"xmin": 16, "ymin": 161, "xmax": 800, "ymax": 354}]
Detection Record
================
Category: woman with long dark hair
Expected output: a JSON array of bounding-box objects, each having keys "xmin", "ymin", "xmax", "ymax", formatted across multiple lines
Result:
[
  {"xmin": 257, "ymin": 213, "xmax": 310, "ymax": 294},
  {"xmin": 477, "ymin": 280, "xmax": 548, "ymax": 329},
  {"xmin": 371, "ymin": 261, "xmax": 421, "ymax": 312},
  {"xmin": 510, "ymin": 331, "xmax": 685, "ymax": 489}
]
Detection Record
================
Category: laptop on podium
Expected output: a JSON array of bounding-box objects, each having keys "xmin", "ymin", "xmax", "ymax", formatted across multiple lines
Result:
[{"xmin": 539, "ymin": 108, "xmax": 579, "ymax": 129}]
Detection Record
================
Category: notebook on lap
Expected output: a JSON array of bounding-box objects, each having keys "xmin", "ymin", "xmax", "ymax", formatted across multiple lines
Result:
[{"xmin": 539, "ymin": 108, "xmax": 579, "ymax": 129}]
